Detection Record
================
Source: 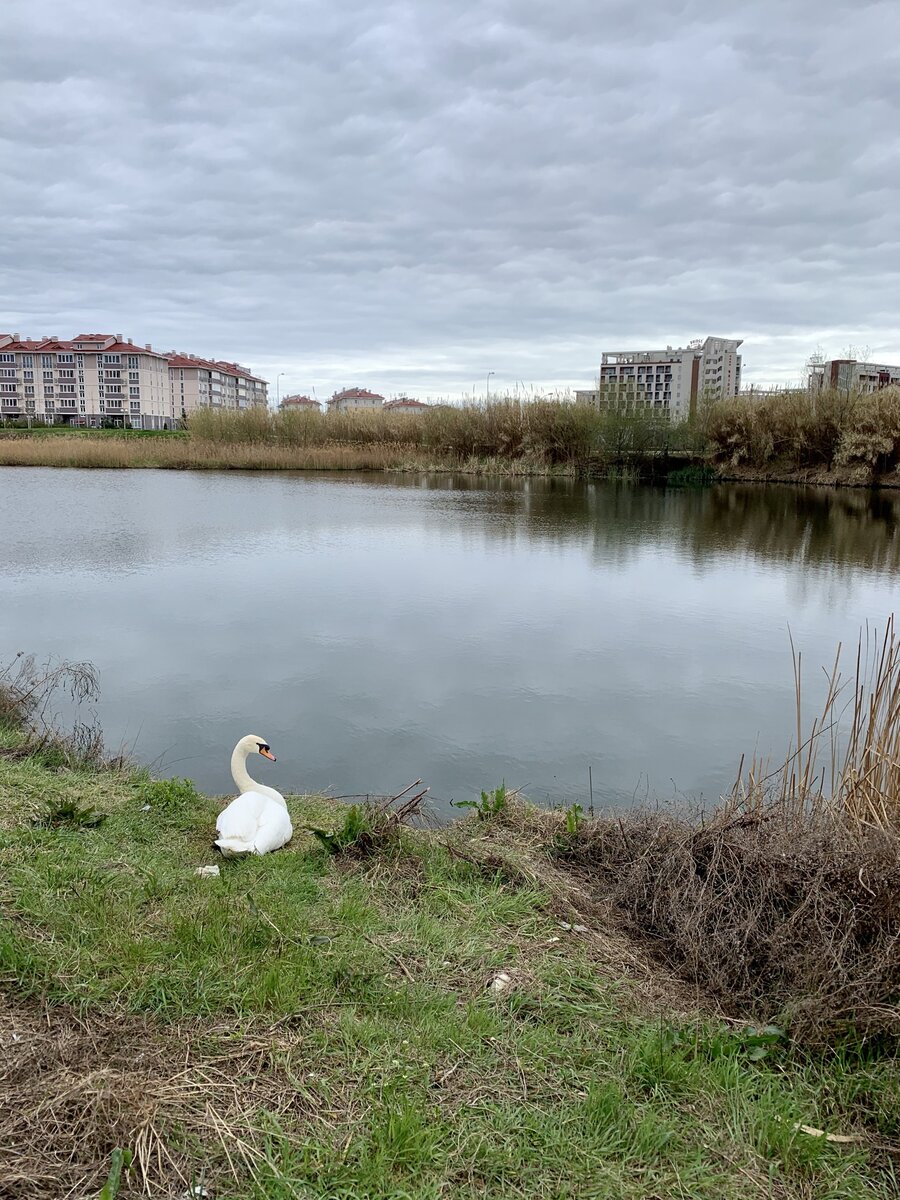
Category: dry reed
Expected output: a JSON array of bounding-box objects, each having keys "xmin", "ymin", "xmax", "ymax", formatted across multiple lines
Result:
[{"xmin": 554, "ymin": 623, "xmax": 900, "ymax": 1041}]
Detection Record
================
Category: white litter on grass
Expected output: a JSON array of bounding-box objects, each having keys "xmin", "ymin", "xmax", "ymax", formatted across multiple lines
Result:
[
  {"xmin": 487, "ymin": 970, "xmax": 513, "ymax": 994},
  {"xmin": 194, "ymin": 865, "xmax": 220, "ymax": 878},
  {"xmin": 183, "ymin": 1186, "xmax": 210, "ymax": 1199},
  {"xmin": 139, "ymin": 803, "xmax": 151, "ymax": 812},
  {"xmin": 558, "ymin": 921, "xmax": 589, "ymax": 934},
  {"xmin": 774, "ymin": 1116, "xmax": 859, "ymax": 1144}
]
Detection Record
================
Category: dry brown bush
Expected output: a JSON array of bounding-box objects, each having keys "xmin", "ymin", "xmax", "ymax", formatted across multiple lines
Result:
[{"xmin": 556, "ymin": 809, "xmax": 899, "ymax": 1042}]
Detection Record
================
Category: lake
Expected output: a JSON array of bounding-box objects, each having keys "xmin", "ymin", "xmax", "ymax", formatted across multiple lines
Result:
[{"xmin": 2, "ymin": 467, "xmax": 898, "ymax": 814}]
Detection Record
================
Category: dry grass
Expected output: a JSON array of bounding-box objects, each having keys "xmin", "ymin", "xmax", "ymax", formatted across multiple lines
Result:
[
  {"xmin": 0, "ymin": 652, "xmax": 109, "ymax": 770},
  {"xmin": 734, "ymin": 618, "xmax": 900, "ymax": 834},
  {"xmin": 0, "ymin": 399, "xmax": 699, "ymax": 475},
  {"xmin": 0, "ymin": 433, "xmax": 434, "ymax": 472},
  {"xmin": 0, "ymin": 992, "xmax": 330, "ymax": 1199},
  {"xmin": 555, "ymin": 808, "xmax": 899, "ymax": 1042},
  {"xmin": 708, "ymin": 387, "xmax": 900, "ymax": 481},
  {"xmin": 546, "ymin": 623, "xmax": 900, "ymax": 1043}
]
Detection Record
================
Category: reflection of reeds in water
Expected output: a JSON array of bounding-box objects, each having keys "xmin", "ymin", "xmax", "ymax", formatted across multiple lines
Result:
[{"xmin": 732, "ymin": 618, "xmax": 900, "ymax": 835}]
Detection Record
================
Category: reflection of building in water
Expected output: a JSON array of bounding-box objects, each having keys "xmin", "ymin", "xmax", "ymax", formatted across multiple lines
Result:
[
  {"xmin": 575, "ymin": 336, "xmax": 742, "ymax": 419},
  {"xmin": 808, "ymin": 356, "xmax": 900, "ymax": 394}
]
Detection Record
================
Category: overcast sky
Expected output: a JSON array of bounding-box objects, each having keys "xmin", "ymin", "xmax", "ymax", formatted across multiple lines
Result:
[{"xmin": 2, "ymin": 0, "xmax": 898, "ymax": 399}]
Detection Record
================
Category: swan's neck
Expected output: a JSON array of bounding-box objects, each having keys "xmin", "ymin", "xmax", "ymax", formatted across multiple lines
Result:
[{"xmin": 231, "ymin": 746, "xmax": 285, "ymax": 806}]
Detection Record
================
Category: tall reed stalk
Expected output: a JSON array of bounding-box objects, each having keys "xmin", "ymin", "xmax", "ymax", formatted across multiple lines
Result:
[{"xmin": 733, "ymin": 618, "xmax": 900, "ymax": 835}]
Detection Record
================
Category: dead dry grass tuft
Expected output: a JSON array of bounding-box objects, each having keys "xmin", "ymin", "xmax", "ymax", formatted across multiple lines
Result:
[
  {"xmin": 552, "ymin": 807, "xmax": 900, "ymax": 1042},
  {"xmin": 0, "ymin": 993, "xmax": 344, "ymax": 1199}
]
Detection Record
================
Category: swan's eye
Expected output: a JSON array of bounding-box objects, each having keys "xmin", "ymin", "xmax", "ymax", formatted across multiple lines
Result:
[{"xmin": 258, "ymin": 743, "xmax": 269, "ymax": 752}]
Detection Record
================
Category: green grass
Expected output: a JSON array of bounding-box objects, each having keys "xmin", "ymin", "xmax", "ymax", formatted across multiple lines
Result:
[{"xmin": 0, "ymin": 730, "xmax": 897, "ymax": 1198}]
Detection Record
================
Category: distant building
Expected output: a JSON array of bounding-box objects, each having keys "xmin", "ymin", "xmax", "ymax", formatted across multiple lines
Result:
[
  {"xmin": 575, "ymin": 336, "xmax": 742, "ymax": 419},
  {"xmin": 327, "ymin": 387, "xmax": 384, "ymax": 413},
  {"xmin": 167, "ymin": 353, "xmax": 268, "ymax": 419},
  {"xmin": 0, "ymin": 332, "xmax": 173, "ymax": 428},
  {"xmin": 383, "ymin": 397, "xmax": 430, "ymax": 414},
  {"xmin": 0, "ymin": 332, "xmax": 268, "ymax": 428},
  {"xmin": 280, "ymin": 393, "xmax": 322, "ymax": 411},
  {"xmin": 808, "ymin": 357, "xmax": 900, "ymax": 394}
]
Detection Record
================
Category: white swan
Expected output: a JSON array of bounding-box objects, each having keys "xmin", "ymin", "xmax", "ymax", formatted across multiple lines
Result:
[{"xmin": 215, "ymin": 734, "xmax": 293, "ymax": 856}]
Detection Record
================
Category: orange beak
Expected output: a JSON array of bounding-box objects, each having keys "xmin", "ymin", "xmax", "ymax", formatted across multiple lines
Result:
[{"xmin": 260, "ymin": 747, "xmax": 276, "ymax": 762}]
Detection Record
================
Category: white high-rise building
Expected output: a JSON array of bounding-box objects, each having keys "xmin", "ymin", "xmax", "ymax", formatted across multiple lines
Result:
[{"xmin": 576, "ymin": 336, "xmax": 743, "ymax": 419}]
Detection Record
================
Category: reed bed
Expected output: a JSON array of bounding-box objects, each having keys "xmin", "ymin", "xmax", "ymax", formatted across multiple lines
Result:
[
  {"xmin": 708, "ymin": 386, "xmax": 900, "ymax": 480},
  {"xmin": 0, "ymin": 433, "xmax": 433, "ymax": 472},
  {"xmin": 187, "ymin": 399, "xmax": 692, "ymax": 467},
  {"xmin": 0, "ymin": 399, "xmax": 698, "ymax": 474}
]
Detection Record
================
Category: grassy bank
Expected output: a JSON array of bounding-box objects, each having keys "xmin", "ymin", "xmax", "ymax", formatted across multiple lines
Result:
[{"xmin": 1, "ymin": 652, "xmax": 899, "ymax": 1198}]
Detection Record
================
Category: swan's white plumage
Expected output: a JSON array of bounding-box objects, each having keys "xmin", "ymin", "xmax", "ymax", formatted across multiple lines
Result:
[{"xmin": 215, "ymin": 734, "xmax": 292, "ymax": 856}]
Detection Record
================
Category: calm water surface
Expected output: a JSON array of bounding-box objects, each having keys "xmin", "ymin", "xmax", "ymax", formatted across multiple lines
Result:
[{"xmin": 2, "ymin": 468, "xmax": 899, "ymax": 813}]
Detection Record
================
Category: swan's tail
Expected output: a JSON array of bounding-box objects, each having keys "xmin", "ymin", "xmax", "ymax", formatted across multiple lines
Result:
[{"xmin": 215, "ymin": 836, "xmax": 258, "ymax": 857}]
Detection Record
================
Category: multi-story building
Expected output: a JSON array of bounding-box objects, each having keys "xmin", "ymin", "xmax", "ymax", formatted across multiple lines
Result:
[
  {"xmin": 327, "ymin": 387, "xmax": 384, "ymax": 413},
  {"xmin": 0, "ymin": 332, "xmax": 173, "ymax": 428},
  {"xmin": 167, "ymin": 353, "xmax": 268, "ymax": 419},
  {"xmin": 383, "ymin": 397, "xmax": 430, "ymax": 414},
  {"xmin": 280, "ymin": 394, "xmax": 322, "ymax": 411},
  {"xmin": 808, "ymin": 357, "xmax": 900, "ymax": 394},
  {"xmin": 0, "ymin": 332, "xmax": 268, "ymax": 427},
  {"xmin": 575, "ymin": 336, "xmax": 743, "ymax": 419}
]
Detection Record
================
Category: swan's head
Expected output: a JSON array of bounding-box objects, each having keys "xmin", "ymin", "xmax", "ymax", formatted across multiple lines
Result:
[{"xmin": 236, "ymin": 733, "xmax": 276, "ymax": 762}]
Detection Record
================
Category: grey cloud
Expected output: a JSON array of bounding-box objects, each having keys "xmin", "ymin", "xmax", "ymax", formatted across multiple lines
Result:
[{"xmin": 1, "ymin": 0, "xmax": 899, "ymax": 396}]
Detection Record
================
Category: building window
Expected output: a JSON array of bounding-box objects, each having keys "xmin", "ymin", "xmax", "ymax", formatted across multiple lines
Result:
[
  {"xmin": 0, "ymin": 353, "xmax": 14, "ymax": 363},
  {"xmin": 79, "ymin": 386, "xmax": 85, "ymax": 397},
  {"xmin": 130, "ymin": 401, "xmax": 140, "ymax": 412},
  {"xmin": 129, "ymin": 386, "xmax": 140, "ymax": 397},
  {"xmin": 104, "ymin": 354, "xmax": 121, "ymax": 365},
  {"xmin": 45, "ymin": 400, "xmax": 55, "ymax": 410},
  {"xmin": 42, "ymin": 371, "xmax": 53, "ymax": 383},
  {"xmin": 129, "ymin": 371, "xmax": 139, "ymax": 382},
  {"xmin": 59, "ymin": 369, "xmax": 75, "ymax": 379},
  {"xmin": 41, "ymin": 355, "xmax": 53, "ymax": 368},
  {"xmin": 0, "ymin": 368, "xmax": 15, "ymax": 378},
  {"xmin": 57, "ymin": 353, "xmax": 74, "ymax": 364},
  {"xmin": 76, "ymin": 354, "xmax": 84, "ymax": 366},
  {"xmin": 25, "ymin": 400, "xmax": 35, "ymax": 411},
  {"xmin": 0, "ymin": 383, "xmax": 18, "ymax": 393},
  {"xmin": 22, "ymin": 355, "xmax": 32, "ymax": 368},
  {"xmin": 59, "ymin": 384, "xmax": 76, "ymax": 395},
  {"xmin": 24, "ymin": 385, "xmax": 34, "ymax": 396},
  {"xmin": 127, "ymin": 356, "xmax": 139, "ymax": 369},
  {"xmin": 43, "ymin": 387, "xmax": 54, "ymax": 396},
  {"xmin": 106, "ymin": 370, "xmax": 121, "ymax": 380}
]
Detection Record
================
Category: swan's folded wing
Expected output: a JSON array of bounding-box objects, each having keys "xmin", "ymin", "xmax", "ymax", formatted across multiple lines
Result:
[
  {"xmin": 253, "ymin": 804, "xmax": 293, "ymax": 855},
  {"xmin": 216, "ymin": 791, "xmax": 292, "ymax": 855}
]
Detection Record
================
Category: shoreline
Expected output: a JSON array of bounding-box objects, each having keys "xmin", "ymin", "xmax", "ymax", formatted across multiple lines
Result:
[{"xmin": 1, "ymin": 430, "xmax": 899, "ymax": 488}]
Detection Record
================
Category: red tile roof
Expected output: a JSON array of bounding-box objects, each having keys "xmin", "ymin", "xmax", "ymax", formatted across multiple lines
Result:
[
  {"xmin": 281, "ymin": 394, "xmax": 320, "ymax": 406},
  {"xmin": 167, "ymin": 353, "xmax": 267, "ymax": 384},
  {"xmin": 384, "ymin": 398, "xmax": 429, "ymax": 410},
  {"xmin": 330, "ymin": 387, "xmax": 384, "ymax": 402}
]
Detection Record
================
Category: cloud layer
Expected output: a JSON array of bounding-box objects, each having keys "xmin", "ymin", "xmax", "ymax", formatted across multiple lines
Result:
[{"xmin": 2, "ymin": 0, "xmax": 899, "ymax": 397}]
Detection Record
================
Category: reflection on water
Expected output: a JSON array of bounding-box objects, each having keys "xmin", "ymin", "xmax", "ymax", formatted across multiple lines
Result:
[{"xmin": 1, "ymin": 467, "xmax": 897, "ymax": 813}]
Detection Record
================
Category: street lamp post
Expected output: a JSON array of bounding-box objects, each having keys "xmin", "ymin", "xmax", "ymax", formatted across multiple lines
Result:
[
  {"xmin": 275, "ymin": 372, "xmax": 286, "ymax": 408},
  {"xmin": 486, "ymin": 370, "xmax": 494, "ymax": 401}
]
